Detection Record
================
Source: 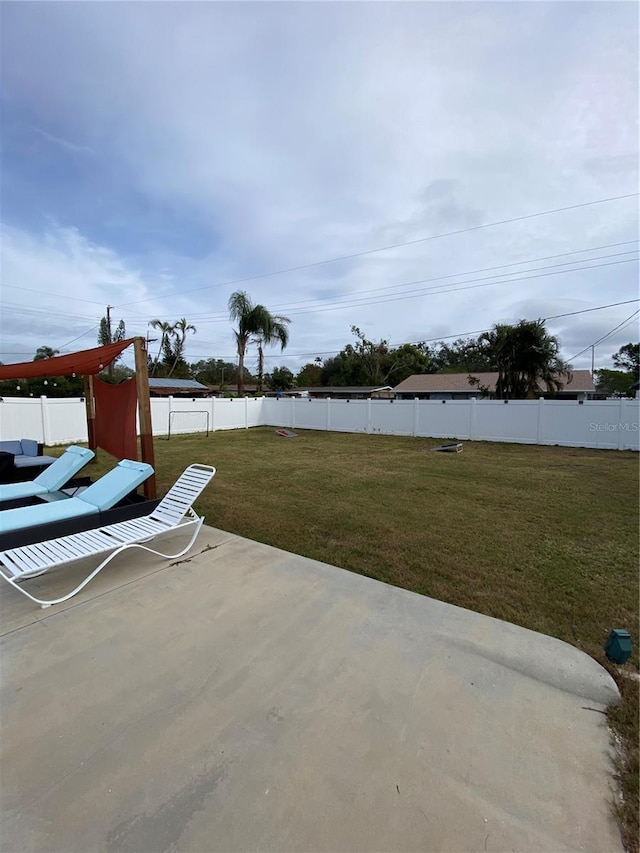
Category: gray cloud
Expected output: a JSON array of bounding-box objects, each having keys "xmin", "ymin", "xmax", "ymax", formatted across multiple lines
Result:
[{"xmin": 1, "ymin": 1, "xmax": 638, "ymax": 374}]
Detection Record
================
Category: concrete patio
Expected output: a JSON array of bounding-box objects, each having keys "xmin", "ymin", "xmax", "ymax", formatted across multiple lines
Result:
[{"xmin": 1, "ymin": 525, "xmax": 623, "ymax": 852}]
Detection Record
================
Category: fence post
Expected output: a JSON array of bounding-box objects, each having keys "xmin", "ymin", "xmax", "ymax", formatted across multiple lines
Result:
[
  {"xmin": 366, "ymin": 399, "xmax": 372, "ymax": 433},
  {"xmin": 618, "ymin": 398, "xmax": 624, "ymax": 450},
  {"xmin": 469, "ymin": 397, "xmax": 476, "ymax": 441},
  {"xmin": 412, "ymin": 397, "xmax": 419, "ymax": 437},
  {"xmin": 291, "ymin": 397, "xmax": 296, "ymax": 429},
  {"xmin": 326, "ymin": 398, "xmax": 331, "ymax": 432},
  {"xmin": 40, "ymin": 396, "xmax": 50, "ymax": 445},
  {"xmin": 244, "ymin": 396, "xmax": 249, "ymax": 429},
  {"xmin": 210, "ymin": 397, "xmax": 216, "ymax": 433},
  {"xmin": 536, "ymin": 397, "xmax": 544, "ymax": 445}
]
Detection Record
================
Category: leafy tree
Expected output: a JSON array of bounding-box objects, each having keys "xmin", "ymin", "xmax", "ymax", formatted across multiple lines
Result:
[
  {"xmin": 296, "ymin": 361, "xmax": 323, "ymax": 387},
  {"xmin": 480, "ymin": 319, "xmax": 569, "ymax": 399},
  {"xmin": 267, "ymin": 366, "xmax": 295, "ymax": 391},
  {"xmin": 612, "ymin": 343, "xmax": 640, "ymax": 381},
  {"xmin": 385, "ymin": 342, "xmax": 431, "ymax": 384},
  {"xmin": 320, "ymin": 328, "xmax": 430, "ymax": 387},
  {"xmin": 98, "ymin": 314, "xmax": 126, "ymax": 376},
  {"xmin": 320, "ymin": 353, "xmax": 354, "ymax": 386},
  {"xmin": 33, "ymin": 346, "xmax": 59, "ymax": 361},
  {"xmin": 190, "ymin": 359, "xmax": 249, "ymax": 387},
  {"xmin": 96, "ymin": 365, "xmax": 135, "ymax": 385},
  {"xmin": 594, "ymin": 369, "xmax": 635, "ymax": 397},
  {"xmin": 467, "ymin": 374, "xmax": 492, "ymax": 398},
  {"xmin": 429, "ymin": 337, "xmax": 496, "ymax": 373}
]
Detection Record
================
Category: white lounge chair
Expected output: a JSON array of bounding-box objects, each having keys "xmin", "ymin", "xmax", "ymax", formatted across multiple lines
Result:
[{"xmin": 0, "ymin": 464, "xmax": 216, "ymax": 608}]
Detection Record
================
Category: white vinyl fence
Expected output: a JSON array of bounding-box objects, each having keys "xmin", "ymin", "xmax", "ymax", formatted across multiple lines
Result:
[{"xmin": 1, "ymin": 395, "xmax": 638, "ymax": 451}]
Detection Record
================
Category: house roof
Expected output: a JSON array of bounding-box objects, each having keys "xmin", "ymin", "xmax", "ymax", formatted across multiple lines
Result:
[
  {"xmin": 207, "ymin": 384, "xmax": 258, "ymax": 393},
  {"xmin": 394, "ymin": 370, "xmax": 595, "ymax": 394},
  {"xmin": 303, "ymin": 386, "xmax": 394, "ymax": 394},
  {"xmin": 148, "ymin": 378, "xmax": 209, "ymax": 394}
]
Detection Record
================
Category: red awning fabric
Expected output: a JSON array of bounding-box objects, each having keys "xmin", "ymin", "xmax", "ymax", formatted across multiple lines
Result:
[
  {"xmin": 0, "ymin": 339, "xmax": 137, "ymax": 381},
  {"xmin": 93, "ymin": 376, "xmax": 139, "ymax": 461}
]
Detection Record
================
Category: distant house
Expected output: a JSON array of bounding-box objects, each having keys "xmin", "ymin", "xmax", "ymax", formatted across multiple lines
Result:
[
  {"xmin": 206, "ymin": 384, "xmax": 259, "ymax": 397},
  {"xmin": 394, "ymin": 371, "xmax": 595, "ymax": 401},
  {"xmin": 148, "ymin": 378, "xmax": 210, "ymax": 397},
  {"xmin": 289, "ymin": 386, "xmax": 396, "ymax": 400}
]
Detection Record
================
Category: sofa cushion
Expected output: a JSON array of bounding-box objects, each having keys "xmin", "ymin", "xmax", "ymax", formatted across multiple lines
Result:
[
  {"xmin": 20, "ymin": 439, "xmax": 40, "ymax": 457},
  {"xmin": 0, "ymin": 441, "xmax": 23, "ymax": 457},
  {"xmin": 13, "ymin": 455, "xmax": 56, "ymax": 469}
]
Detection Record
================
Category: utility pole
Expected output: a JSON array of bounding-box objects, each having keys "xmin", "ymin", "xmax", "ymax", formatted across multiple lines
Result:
[
  {"xmin": 591, "ymin": 345, "xmax": 595, "ymax": 375},
  {"xmin": 105, "ymin": 305, "xmax": 115, "ymax": 376},
  {"xmin": 106, "ymin": 305, "xmax": 113, "ymax": 343}
]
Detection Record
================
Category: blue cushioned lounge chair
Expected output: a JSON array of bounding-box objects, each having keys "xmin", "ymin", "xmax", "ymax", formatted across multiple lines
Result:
[
  {"xmin": 0, "ymin": 446, "xmax": 95, "ymax": 503},
  {"xmin": 0, "ymin": 460, "xmax": 154, "ymax": 535}
]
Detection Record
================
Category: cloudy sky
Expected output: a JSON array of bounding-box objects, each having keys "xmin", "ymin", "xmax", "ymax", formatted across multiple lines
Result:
[{"xmin": 1, "ymin": 1, "xmax": 638, "ymax": 375}]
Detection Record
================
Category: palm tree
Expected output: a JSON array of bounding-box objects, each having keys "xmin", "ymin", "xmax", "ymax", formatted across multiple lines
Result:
[
  {"xmin": 228, "ymin": 291, "xmax": 283, "ymax": 395},
  {"xmin": 254, "ymin": 313, "xmax": 290, "ymax": 393},
  {"xmin": 482, "ymin": 320, "xmax": 570, "ymax": 399},
  {"xmin": 229, "ymin": 292, "xmax": 292, "ymax": 394},
  {"xmin": 149, "ymin": 320, "xmax": 175, "ymax": 376},
  {"xmin": 168, "ymin": 318, "xmax": 197, "ymax": 377}
]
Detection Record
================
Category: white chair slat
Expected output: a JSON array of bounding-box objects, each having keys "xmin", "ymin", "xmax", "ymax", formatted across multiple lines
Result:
[
  {"xmin": 2, "ymin": 553, "xmax": 32, "ymax": 578},
  {"xmin": 107, "ymin": 519, "xmax": 161, "ymax": 542}
]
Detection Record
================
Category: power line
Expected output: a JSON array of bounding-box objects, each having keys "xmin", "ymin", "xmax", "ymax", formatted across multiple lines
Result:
[
  {"xmin": 168, "ymin": 242, "xmax": 640, "ymax": 322},
  {"xmin": 189, "ymin": 257, "xmax": 639, "ymax": 324},
  {"xmin": 1, "ymin": 284, "xmax": 110, "ymax": 307},
  {"xmin": 3, "ymin": 237, "xmax": 636, "ymax": 326},
  {"xmin": 250, "ymin": 255, "xmax": 640, "ymax": 318},
  {"xmin": 115, "ymin": 192, "xmax": 640, "ymax": 308},
  {"xmin": 567, "ymin": 310, "xmax": 640, "ymax": 362},
  {"xmin": 1, "ymin": 304, "xmax": 99, "ymax": 324},
  {"xmin": 182, "ymin": 298, "xmax": 640, "ymax": 363},
  {"xmin": 542, "ymin": 300, "xmax": 640, "ymax": 321},
  {"xmin": 55, "ymin": 324, "xmax": 101, "ymax": 352}
]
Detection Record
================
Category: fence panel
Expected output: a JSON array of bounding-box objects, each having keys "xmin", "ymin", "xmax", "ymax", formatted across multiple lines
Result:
[
  {"xmin": 323, "ymin": 400, "xmax": 368, "ymax": 433},
  {"xmin": 0, "ymin": 398, "xmax": 45, "ymax": 442},
  {"xmin": 369, "ymin": 400, "xmax": 414, "ymax": 435},
  {"xmin": 1, "ymin": 395, "xmax": 638, "ymax": 450},
  {"xmin": 246, "ymin": 397, "xmax": 265, "ymax": 428},
  {"xmin": 473, "ymin": 400, "xmax": 538, "ymax": 444},
  {"xmin": 0, "ymin": 397, "xmax": 88, "ymax": 444},
  {"xmin": 415, "ymin": 401, "xmax": 472, "ymax": 440},
  {"xmin": 42, "ymin": 398, "xmax": 89, "ymax": 444}
]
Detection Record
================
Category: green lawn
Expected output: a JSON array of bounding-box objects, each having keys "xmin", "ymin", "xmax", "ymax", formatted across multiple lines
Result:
[{"xmin": 70, "ymin": 428, "xmax": 640, "ymax": 850}]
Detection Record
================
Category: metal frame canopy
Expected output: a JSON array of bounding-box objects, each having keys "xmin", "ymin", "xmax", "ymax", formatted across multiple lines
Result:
[{"xmin": 0, "ymin": 338, "xmax": 156, "ymax": 498}]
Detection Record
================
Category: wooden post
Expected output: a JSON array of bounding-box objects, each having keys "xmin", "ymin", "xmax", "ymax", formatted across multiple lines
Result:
[
  {"xmin": 84, "ymin": 375, "xmax": 97, "ymax": 455},
  {"xmin": 134, "ymin": 337, "xmax": 156, "ymax": 499}
]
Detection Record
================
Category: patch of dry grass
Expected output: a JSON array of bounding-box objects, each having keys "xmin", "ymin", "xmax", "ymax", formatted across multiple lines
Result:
[{"xmin": 64, "ymin": 428, "xmax": 639, "ymax": 849}]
